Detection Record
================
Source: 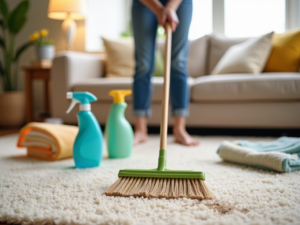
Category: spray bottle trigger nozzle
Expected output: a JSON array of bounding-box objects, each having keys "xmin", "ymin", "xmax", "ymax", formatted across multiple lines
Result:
[
  {"xmin": 66, "ymin": 99, "xmax": 80, "ymax": 114},
  {"xmin": 67, "ymin": 92, "xmax": 73, "ymax": 99}
]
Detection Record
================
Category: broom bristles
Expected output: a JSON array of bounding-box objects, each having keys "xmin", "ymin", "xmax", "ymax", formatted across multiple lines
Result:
[{"xmin": 104, "ymin": 177, "xmax": 216, "ymax": 200}]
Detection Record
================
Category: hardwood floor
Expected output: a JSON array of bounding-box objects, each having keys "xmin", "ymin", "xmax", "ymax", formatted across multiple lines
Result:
[
  {"xmin": 0, "ymin": 128, "xmax": 20, "ymax": 137},
  {"xmin": 0, "ymin": 221, "xmax": 20, "ymax": 225}
]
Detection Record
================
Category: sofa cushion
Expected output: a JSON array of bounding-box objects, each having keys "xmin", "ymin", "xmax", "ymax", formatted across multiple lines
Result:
[
  {"xmin": 102, "ymin": 37, "xmax": 135, "ymax": 77},
  {"xmin": 191, "ymin": 73, "xmax": 300, "ymax": 102},
  {"xmin": 211, "ymin": 32, "xmax": 274, "ymax": 75},
  {"xmin": 208, "ymin": 34, "xmax": 247, "ymax": 74},
  {"xmin": 187, "ymin": 35, "xmax": 209, "ymax": 77},
  {"xmin": 264, "ymin": 29, "xmax": 300, "ymax": 72},
  {"xmin": 73, "ymin": 78, "xmax": 134, "ymax": 102},
  {"xmin": 72, "ymin": 77, "xmax": 195, "ymax": 103}
]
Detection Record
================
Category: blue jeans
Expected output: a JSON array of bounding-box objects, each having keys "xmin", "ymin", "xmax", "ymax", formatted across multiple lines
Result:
[{"xmin": 132, "ymin": 0, "xmax": 193, "ymax": 117}]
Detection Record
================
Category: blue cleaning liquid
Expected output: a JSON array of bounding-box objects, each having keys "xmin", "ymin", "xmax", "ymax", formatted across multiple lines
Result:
[
  {"xmin": 73, "ymin": 111, "xmax": 103, "ymax": 168},
  {"xmin": 66, "ymin": 92, "xmax": 103, "ymax": 169}
]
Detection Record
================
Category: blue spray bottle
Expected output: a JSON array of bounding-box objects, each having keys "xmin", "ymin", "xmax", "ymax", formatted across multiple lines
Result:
[{"xmin": 66, "ymin": 92, "xmax": 103, "ymax": 168}]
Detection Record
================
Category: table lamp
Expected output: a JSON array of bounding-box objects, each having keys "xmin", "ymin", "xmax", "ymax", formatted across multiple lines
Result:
[{"xmin": 48, "ymin": 0, "xmax": 87, "ymax": 50}]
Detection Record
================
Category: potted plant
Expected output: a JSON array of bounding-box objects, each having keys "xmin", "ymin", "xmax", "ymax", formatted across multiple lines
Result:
[
  {"xmin": 0, "ymin": 0, "xmax": 32, "ymax": 127},
  {"xmin": 30, "ymin": 29, "xmax": 55, "ymax": 60}
]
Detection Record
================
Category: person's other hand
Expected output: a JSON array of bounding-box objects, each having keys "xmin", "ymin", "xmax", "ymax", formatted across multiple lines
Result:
[{"xmin": 156, "ymin": 7, "xmax": 179, "ymax": 32}]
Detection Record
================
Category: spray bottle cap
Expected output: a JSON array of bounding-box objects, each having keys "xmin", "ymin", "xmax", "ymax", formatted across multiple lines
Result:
[
  {"xmin": 66, "ymin": 92, "xmax": 97, "ymax": 114},
  {"xmin": 109, "ymin": 90, "xmax": 132, "ymax": 103}
]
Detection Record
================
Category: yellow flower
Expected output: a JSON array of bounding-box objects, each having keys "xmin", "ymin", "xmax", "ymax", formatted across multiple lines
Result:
[
  {"xmin": 29, "ymin": 32, "xmax": 40, "ymax": 42},
  {"xmin": 40, "ymin": 29, "xmax": 48, "ymax": 37}
]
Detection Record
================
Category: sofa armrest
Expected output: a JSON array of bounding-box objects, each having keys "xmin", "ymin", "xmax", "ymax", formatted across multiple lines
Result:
[{"xmin": 50, "ymin": 51, "xmax": 106, "ymax": 123}]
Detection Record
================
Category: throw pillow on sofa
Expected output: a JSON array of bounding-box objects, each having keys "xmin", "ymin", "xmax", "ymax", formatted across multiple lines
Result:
[
  {"xmin": 188, "ymin": 35, "xmax": 210, "ymax": 77},
  {"xmin": 208, "ymin": 34, "xmax": 247, "ymax": 74},
  {"xmin": 264, "ymin": 29, "xmax": 300, "ymax": 72},
  {"xmin": 211, "ymin": 32, "xmax": 274, "ymax": 75},
  {"xmin": 102, "ymin": 37, "xmax": 165, "ymax": 77},
  {"xmin": 102, "ymin": 37, "xmax": 135, "ymax": 77}
]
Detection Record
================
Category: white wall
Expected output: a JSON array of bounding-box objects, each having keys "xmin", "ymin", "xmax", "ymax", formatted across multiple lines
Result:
[{"xmin": 85, "ymin": 0, "xmax": 127, "ymax": 52}]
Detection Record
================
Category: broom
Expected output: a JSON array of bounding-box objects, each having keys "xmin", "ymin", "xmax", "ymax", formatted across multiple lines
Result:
[{"xmin": 104, "ymin": 23, "xmax": 216, "ymax": 200}]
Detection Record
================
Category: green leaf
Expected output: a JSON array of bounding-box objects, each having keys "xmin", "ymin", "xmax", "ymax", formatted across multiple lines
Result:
[
  {"xmin": 8, "ymin": 0, "xmax": 29, "ymax": 34},
  {"xmin": 0, "ymin": 19, "xmax": 4, "ymax": 29},
  {"xmin": 0, "ymin": 0, "xmax": 9, "ymax": 23},
  {"xmin": 10, "ymin": 17, "xmax": 27, "ymax": 35},
  {"xmin": 0, "ymin": 36, "xmax": 5, "ymax": 49},
  {"xmin": 14, "ymin": 41, "xmax": 32, "ymax": 62}
]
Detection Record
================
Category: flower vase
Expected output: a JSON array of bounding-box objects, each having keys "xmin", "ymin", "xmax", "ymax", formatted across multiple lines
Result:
[{"xmin": 36, "ymin": 45, "xmax": 55, "ymax": 60}]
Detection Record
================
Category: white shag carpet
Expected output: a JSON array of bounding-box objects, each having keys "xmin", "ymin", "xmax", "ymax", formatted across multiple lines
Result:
[{"xmin": 0, "ymin": 134, "xmax": 300, "ymax": 225}]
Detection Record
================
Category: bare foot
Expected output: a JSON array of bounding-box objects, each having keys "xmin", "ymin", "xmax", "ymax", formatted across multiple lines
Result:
[
  {"xmin": 134, "ymin": 117, "xmax": 148, "ymax": 146},
  {"xmin": 134, "ymin": 130, "xmax": 148, "ymax": 146},
  {"xmin": 173, "ymin": 129, "xmax": 200, "ymax": 146}
]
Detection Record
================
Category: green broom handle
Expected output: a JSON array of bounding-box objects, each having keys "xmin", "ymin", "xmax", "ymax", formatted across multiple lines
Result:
[{"xmin": 158, "ymin": 23, "xmax": 172, "ymax": 171}]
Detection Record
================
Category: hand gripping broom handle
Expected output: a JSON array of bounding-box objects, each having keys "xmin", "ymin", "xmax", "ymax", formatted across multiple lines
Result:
[{"xmin": 158, "ymin": 23, "xmax": 172, "ymax": 171}]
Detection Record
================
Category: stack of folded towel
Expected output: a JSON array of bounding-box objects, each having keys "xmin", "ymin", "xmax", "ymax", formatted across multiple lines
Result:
[
  {"xmin": 17, "ymin": 122, "xmax": 78, "ymax": 160},
  {"xmin": 217, "ymin": 137, "xmax": 300, "ymax": 172}
]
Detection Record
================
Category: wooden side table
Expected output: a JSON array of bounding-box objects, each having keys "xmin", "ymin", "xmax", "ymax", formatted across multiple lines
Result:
[{"xmin": 22, "ymin": 66, "xmax": 51, "ymax": 123}]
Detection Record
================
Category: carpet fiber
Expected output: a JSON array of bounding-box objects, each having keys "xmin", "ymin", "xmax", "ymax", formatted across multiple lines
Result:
[{"xmin": 0, "ymin": 134, "xmax": 300, "ymax": 225}]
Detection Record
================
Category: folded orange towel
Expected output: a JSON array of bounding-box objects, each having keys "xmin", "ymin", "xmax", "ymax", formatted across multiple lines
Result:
[{"xmin": 17, "ymin": 122, "xmax": 78, "ymax": 160}]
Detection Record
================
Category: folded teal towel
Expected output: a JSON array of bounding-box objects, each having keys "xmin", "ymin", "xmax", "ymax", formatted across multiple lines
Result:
[
  {"xmin": 217, "ymin": 137, "xmax": 300, "ymax": 172},
  {"xmin": 237, "ymin": 137, "xmax": 300, "ymax": 154}
]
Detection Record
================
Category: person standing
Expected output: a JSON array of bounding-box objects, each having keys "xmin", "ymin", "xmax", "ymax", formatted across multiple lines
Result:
[{"xmin": 132, "ymin": 0, "xmax": 199, "ymax": 146}]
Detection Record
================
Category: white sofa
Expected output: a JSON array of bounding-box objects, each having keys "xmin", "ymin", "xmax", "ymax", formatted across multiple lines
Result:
[{"xmin": 50, "ymin": 34, "xmax": 300, "ymax": 128}]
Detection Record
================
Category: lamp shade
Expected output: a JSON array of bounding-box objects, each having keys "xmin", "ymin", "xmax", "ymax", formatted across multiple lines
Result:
[{"xmin": 48, "ymin": 0, "xmax": 87, "ymax": 20}]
